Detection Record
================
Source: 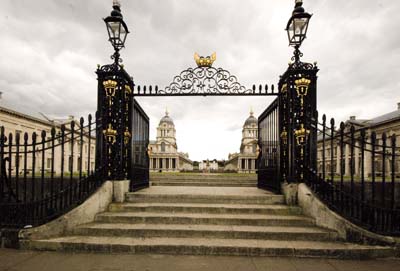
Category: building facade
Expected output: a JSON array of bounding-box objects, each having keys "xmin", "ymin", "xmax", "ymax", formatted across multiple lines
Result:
[
  {"xmin": 148, "ymin": 110, "xmax": 193, "ymax": 172},
  {"xmin": 0, "ymin": 106, "xmax": 96, "ymax": 175},
  {"xmin": 199, "ymin": 159, "xmax": 219, "ymax": 172},
  {"xmin": 225, "ymin": 110, "xmax": 258, "ymax": 173},
  {"xmin": 317, "ymin": 102, "xmax": 400, "ymax": 177}
]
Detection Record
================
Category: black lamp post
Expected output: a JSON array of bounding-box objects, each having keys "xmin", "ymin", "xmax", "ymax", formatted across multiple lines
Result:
[
  {"xmin": 104, "ymin": 0, "xmax": 129, "ymax": 65},
  {"xmin": 286, "ymin": 0, "xmax": 312, "ymax": 63}
]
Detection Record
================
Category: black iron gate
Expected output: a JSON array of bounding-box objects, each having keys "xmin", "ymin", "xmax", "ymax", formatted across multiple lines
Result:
[
  {"xmin": 257, "ymin": 98, "xmax": 281, "ymax": 192},
  {"xmin": 129, "ymin": 99, "xmax": 150, "ymax": 191}
]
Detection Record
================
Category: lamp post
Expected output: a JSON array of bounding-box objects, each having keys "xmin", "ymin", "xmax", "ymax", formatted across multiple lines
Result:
[
  {"xmin": 279, "ymin": 0, "xmax": 317, "ymax": 184},
  {"xmin": 96, "ymin": 0, "xmax": 133, "ymax": 180},
  {"xmin": 104, "ymin": 0, "xmax": 129, "ymax": 65},
  {"xmin": 285, "ymin": 0, "xmax": 312, "ymax": 63}
]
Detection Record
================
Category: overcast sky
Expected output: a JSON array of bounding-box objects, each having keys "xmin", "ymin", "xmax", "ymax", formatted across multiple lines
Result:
[{"xmin": 0, "ymin": 0, "xmax": 399, "ymax": 161}]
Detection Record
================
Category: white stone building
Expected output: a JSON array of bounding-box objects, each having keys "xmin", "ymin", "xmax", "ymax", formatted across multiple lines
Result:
[
  {"xmin": 317, "ymin": 102, "xmax": 400, "ymax": 177},
  {"xmin": 0, "ymin": 105, "xmax": 96, "ymax": 175},
  {"xmin": 148, "ymin": 110, "xmax": 193, "ymax": 172},
  {"xmin": 199, "ymin": 159, "xmax": 219, "ymax": 172},
  {"xmin": 225, "ymin": 110, "xmax": 258, "ymax": 173}
]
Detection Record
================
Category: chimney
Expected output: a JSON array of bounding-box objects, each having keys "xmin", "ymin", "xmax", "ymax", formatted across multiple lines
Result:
[{"xmin": 350, "ymin": 116, "xmax": 356, "ymax": 121}]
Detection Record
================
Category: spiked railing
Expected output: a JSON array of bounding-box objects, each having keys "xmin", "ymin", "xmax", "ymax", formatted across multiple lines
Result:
[{"xmin": 0, "ymin": 114, "xmax": 106, "ymax": 228}]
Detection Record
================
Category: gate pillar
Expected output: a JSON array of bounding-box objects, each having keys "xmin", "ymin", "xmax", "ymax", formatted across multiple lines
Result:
[
  {"xmin": 96, "ymin": 64, "xmax": 133, "ymax": 180},
  {"xmin": 279, "ymin": 61, "xmax": 319, "ymax": 183}
]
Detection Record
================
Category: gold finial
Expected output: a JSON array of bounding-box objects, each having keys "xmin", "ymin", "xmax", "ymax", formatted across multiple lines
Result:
[
  {"xmin": 194, "ymin": 52, "xmax": 216, "ymax": 67},
  {"xmin": 250, "ymin": 107, "xmax": 254, "ymax": 116},
  {"xmin": 165, "ymin": 107, "xmax": 169, "ymax": 116}
]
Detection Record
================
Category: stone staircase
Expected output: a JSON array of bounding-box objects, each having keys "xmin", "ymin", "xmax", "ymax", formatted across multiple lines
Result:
[
  {"xmin": 150, "ymin": 173, "xmax": 257, "ymax": 187},
  {"xmin": 23, "ymin": 176, "xmax": 397, "ymax": 258}
]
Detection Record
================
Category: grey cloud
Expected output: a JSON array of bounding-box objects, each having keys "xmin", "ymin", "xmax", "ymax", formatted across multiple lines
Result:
[{"xmin": 0, "ymin": 0, "xmax": 399, "ymax": 160}]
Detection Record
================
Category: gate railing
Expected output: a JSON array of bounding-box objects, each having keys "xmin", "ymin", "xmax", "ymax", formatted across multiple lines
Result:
[
  {"xmin": 258, "ymin": 98, "xmax": 280, "ymax": 192},
  {"xmin": 0, "ymin": 114, "xmax": 107, "ymax": 228},
  {"xmin": 303, "ymin": 114, "xmax": 400, "ymax": 236},
  {"xmin": 129, "ymin": 99, "xmax": 150, "ymax": 191}
]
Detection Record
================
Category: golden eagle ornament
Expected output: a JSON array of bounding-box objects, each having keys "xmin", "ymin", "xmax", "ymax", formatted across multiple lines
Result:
[{"xmin": 194, "ymin": 52, "xmax": 216, "ymax": 67}]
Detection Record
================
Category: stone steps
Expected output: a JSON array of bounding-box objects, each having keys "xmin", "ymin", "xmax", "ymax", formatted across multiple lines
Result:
[
  {"xmin": 73, "ymin": 223, "xmax": 337, "ymax": 241},
  {"xmin": 126, "ymin": 192, "xmax": 284, "ymax": 205},
  {"xmin": 108, "ymin": 202, "xmax": 303, "ymax": 215},
  {"xmin": 150, "ymin": 175, "xmax": 257, "ymax": 187},
  {"xmin": 95, "ymin": 212, "xmax": 315, "ymax": 227},
  {"xmin": 151, "ymin": 181, "xmax": 257, "ymax": 187},
  {"xmin": 22, "ymin": 185, "xmax": 399, "ymax": 258},
  {"xmin": 23, "ymin": 236, "xmax": 396, "ymax": 259}
]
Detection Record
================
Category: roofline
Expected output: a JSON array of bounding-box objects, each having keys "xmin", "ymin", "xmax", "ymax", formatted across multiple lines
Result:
[{"xmin": 0, "ymin": 105, "xmax": 58, "ymax": 127}]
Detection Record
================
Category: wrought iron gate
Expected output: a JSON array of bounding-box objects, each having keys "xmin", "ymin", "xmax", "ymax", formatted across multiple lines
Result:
[
  {"xmin": 257, "ymin": 98, "xmax": 281, "ymax": 192},
  {"xmin": 129, "ymin": 99, "xmax": 150, "ymax": 191}
]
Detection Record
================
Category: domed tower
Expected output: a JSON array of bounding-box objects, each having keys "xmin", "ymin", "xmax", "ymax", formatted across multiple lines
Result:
[
  {"xmin": 156, "ymin": 109, "xmax": 177, "ymax": 152},
  {"xmin": 240, "ymin": 108, "xmax": 258, "ymax": 154},
  {"xmin": 148, "ymin": 109, "xmax": 193, "ymax": 172}
]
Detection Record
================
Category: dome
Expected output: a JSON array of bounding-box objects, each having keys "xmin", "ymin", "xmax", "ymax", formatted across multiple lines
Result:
[
  {"xmin": 244, "ymin": 109, "xmax": 257, "ymax": 126},
  {"xmin": 159, "ymin": 109, "xmax": 174, "ymax": 126}
]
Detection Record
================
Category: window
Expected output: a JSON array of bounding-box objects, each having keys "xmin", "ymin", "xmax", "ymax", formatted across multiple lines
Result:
[{"xmin": 161, "ymin": 142, "xmax": 166, "ymax": 152}]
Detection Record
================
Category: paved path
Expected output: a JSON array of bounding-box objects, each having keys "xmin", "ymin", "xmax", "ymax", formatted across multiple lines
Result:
[{"xmin": 1, "ymin": 249, "xmax": 399, "ymax": 271}]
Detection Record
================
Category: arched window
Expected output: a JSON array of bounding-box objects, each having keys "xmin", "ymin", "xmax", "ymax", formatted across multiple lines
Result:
[{"xmin": 161, "ymin": 142, "xmax": 166, "ymax": 152}]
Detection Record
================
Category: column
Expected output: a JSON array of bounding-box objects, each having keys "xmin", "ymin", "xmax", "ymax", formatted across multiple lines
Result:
[
  {"xmin": 345, "ymin": 144, "xmax": 350, "ymax": 176},
  {"xmin": 364, "ymin": 150, "xmax": 372, "ymax": 179},
  {"xmin": 336, "ymin": 145, "xmax": 341, "ymax": 175},
  {"xmin": 354, "ymin": 142, "xmax": 360, "ymax": 177}
]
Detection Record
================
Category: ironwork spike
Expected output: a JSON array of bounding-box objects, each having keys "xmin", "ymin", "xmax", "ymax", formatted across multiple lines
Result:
[
  {"xmin": 149, "ymin": 85, "xmax": 152, "ymax": 93},
  {"xmin": 80, "ymin": 117, "xmax": 84, "ymax": 126},
  {"xmin": 330, "ymin": 118, "xmax": 335, "ymax": 126},
  {"xmin": 51, "ymin": 127, "xmax": 56, "ymax": 136},
  {"xmin": 271, "ymin": 85, "xmax": 275, "ymax": 91},
  {"xmin": 155, "ymin": 85, "xmax": 158, "ymax": 92},
  {"xmin": 144, "ymin": 85, "xmax": 147, "ymax": 93},
  {"xmin": 259, "ymin": 84, "xmax": 262, "ymax": 91},
  {"xmin": 265, "ymin": 84, "xmax": 268, "ymax": 91},
  {"xmin": 41, "ymin": 130, "xmax": 46, "ymax": 139},
  {"xmin": 252, "ymin": 85, "xmax": 256, "ymax": 91}
]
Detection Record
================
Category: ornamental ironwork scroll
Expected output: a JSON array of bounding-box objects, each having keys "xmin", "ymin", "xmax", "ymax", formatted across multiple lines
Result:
[{"xmin": 159, "ymin": 67, "xmax": 253, "ymax": 95}]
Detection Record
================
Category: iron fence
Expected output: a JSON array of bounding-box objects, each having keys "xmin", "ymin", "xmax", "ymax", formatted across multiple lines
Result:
[
  {"xmin": 0, "ymin": 114, "xmax": 106, "ymax": 228},
  {"xmin": 305, "ymin": 114, "xmax": 400, "ymax": 236}
]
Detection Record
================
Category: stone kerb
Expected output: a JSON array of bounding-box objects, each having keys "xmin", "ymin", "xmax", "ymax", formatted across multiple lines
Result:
[
  {"xmin": 296, "ymin": 183, "xmax": 400, "ymax": 249},
  {"xmin": 19, "ymin": 180, "xmax": 114, "ymax": 242}
]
